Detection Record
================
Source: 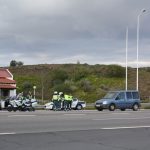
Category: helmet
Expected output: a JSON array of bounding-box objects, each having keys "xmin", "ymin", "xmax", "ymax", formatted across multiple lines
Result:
[
  {"xmin": 59, "ymin": 92, "xmax": 63, "ymax": 95},
  {"xmin": 54, "ymin": 91, "xmax": 58, "ymax": 94}
]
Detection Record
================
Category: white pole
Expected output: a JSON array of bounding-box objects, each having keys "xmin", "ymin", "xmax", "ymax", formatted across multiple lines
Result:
[
  {"xmin": 33, "ymin": 86, "xmax": 36, "ymax": 99},
  {"xmin": 126, "ymin": 27, "xmax": 128, "ymax": 91},
  {"xmin": 136, "ymin": 15, "xmax": 140, "ymax": 91},
  {"xmin": 136, "ymin": 9, "xmax": 146, "ymax": 91}
]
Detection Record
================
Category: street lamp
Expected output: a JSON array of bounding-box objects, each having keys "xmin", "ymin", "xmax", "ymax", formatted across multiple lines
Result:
[
  {"xmin": 136, "ymin": 9, "xmax": 146, "ymax": 91},
  {"xmin": 125, "ymin": 27, "xmax": 128, "ymax": 91},
  {"xmin": 33, "ymin": 86, "xmax": 36, "ymax": 99}
]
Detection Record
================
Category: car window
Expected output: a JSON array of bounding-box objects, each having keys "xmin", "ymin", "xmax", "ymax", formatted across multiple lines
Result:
[
  {"xmin": 126, "ymin": 92, "xmax": 132, "ymax": 99},
  {"xmin": 73, "ymin": 99, "xmax": 77, "ymax": 101},
  {"xmin": 116, "ymin": 92, "xmax": 125, "ymax": 100},
  {"xmin": 104, "ymin": 92, "xmax": 118, "ymax": 99},
  {"xmin": 132, "ymin": 92, "xmax": 139, "ymax": 99}
]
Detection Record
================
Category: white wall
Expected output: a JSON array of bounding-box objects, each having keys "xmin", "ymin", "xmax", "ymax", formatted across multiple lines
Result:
[{"xmin": 9, "ymin": 89, "xmax": 16, "ymax": 97}]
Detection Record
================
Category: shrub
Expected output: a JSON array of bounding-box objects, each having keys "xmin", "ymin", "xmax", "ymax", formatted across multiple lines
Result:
[
  {"xmin": 80, "ymin": 79, "xmax": 94, "ymax": 92},
  {"xmin": 106, "ymin": 65, "xmax": 125, "ymax": 78},
  {"xmin": 51, "ymin": 69, "xmax": 68, "ymax": 85}
]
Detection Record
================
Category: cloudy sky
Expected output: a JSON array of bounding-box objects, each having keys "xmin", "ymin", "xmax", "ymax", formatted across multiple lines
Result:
[{"xmin": 0, "ymin": 0, "xmax": 150, "ymax": 67}]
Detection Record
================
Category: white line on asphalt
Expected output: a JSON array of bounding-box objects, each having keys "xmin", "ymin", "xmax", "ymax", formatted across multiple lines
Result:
[
  {"xmin": 93, "ymin": 116, "xmax": 150, "ymax": 121},
  {"xmin": 0, "ymin": 132, "xmax": 16, "ymax": 135},
  {"xmin": 8, "ymin": 115, "xmax": 36, "ymax": 117},
  {"xmin": 101, "ymin": 126, "xmax": 150, "ymax": 130},
  {"xmin": 111, "ymin": 113, "xmax": 130, "ymax": 115},
  {"xmin": 63, "ymin": 114, "xmax": 86, "ymax": 116}
]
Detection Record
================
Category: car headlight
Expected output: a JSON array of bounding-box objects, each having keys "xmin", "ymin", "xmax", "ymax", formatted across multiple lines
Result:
[{"xmin": 102, "ymin": 101, "xmax": 107, "ymax": 105}]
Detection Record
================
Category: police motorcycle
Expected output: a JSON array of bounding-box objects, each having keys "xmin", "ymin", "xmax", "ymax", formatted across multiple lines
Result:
[
  {"xmin": 20, "ymin": 99, "xmax": 36, "ymax": 112},
  {"xmin": 6, "ymin": 96, "xmax": 37, "ymax": 112},
  {"xmin": 5, "ymin": 96, "xmax": 22, "ymax": 112}
]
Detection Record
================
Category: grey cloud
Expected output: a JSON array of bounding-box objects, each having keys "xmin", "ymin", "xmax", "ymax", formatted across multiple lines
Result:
[{"xmin": 0, "ymin": 0, "xmax": 150, "ymax": 67}]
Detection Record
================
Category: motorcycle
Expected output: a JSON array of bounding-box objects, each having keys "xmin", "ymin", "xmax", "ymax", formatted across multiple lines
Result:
[{"xmin": 6, "ymin": 97, "xmax": 37, "ymax": 112}]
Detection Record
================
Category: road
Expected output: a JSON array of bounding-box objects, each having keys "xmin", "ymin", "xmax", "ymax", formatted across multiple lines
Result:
[{"xmin": 0, "ymin": 110, "xmax": 150, "ymax": 150}]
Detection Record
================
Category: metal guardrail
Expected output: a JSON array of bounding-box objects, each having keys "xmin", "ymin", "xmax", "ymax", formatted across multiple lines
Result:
[{"xmin": 35, "ymin": 103, "xmax": 150, "ymax": 109}]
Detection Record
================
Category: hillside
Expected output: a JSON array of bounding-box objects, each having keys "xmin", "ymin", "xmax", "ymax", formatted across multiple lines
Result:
[{"xmin": 7, "ymin": 64, "xmax": 150, "ymax": 103}]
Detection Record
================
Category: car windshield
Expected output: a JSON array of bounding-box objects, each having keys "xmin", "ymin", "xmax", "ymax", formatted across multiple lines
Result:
[{"xmin": 104, "ymin": 92, "xmax": 118, "ymax": 99}]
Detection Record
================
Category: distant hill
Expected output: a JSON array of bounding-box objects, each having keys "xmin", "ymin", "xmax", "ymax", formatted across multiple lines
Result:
[{"xmin": 7, "ymin": 64, "xmax": 150, "ymax": 103}]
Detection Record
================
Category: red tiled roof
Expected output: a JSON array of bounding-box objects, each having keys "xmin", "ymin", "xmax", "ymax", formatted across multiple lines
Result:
[
  {"xmin": 0, "ymin": 84, "xmax": 16, "ymax": 89},
  {"xmin": 0, "ymin": 68, "xmax": 12, "ymax": 78},
  {"xmin": 0, "ymin": 78, "xmax": 16, "ymax": 84}
]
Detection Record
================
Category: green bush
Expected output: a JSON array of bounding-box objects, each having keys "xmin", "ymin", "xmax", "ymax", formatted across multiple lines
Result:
[
  {"xmin": 103, "ymin": 65, "xmax": 125, "ymax": 78},
  {"xmin": 79, "ymin": 79, "xmax": 94, "ymax": 92},
  {"xmin": 51, "ymin": 69, "xmax": 69, "ymax": 85}
]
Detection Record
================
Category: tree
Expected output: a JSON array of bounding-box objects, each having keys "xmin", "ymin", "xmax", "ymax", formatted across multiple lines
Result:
[
  {"xmin": 22, "ymin": 81, "xmax": 33, "ymax": 96},
  {"xmin": 10, "ymin": 60, "xmax": 24, "ymax": 67},
  {"xmin": 17, "ymin": 61, "xmax": 24, "ymax": 66},
  {"xmin": 10, "ymin": 60, "xmax": 17, "ymax": 67}
]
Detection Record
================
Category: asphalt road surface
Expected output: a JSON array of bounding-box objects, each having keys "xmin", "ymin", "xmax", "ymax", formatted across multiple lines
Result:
[{"xmin": 0, "ymin": 110, "xmax": 150, "ymax": 150}]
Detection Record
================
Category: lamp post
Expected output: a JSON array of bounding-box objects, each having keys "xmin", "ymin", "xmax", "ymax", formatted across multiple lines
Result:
[
  {"xmin": 125, "ymin": 27, "xmax": 128, "ymax": 91},
  {"xmin": 136, "ymin": 9, "xmax": 146, "ymax": 91},
  {"xmin": 33, "ymin": 86, "xmax": 36, "ymax": 99}
]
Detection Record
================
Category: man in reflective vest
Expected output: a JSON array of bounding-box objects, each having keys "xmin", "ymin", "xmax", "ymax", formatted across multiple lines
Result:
[
  {"xmin": 58, "ymin": 92, "xmax": 64, "ymax": 110},
  {"xmin": 52, "ymin": 91, "xmax": 59, "ymax": 110},
  {"xmin": 64, "ymin": 94, "xmax": 69, "ymax": 111},
  {"xmin": 68, "ymin": 94, "xmax": 73, "ymax": 110}
]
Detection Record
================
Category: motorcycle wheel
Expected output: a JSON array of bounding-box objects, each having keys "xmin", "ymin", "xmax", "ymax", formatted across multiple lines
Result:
[
  {"xmin": 7, "ymin": 107, "xmax": 13, "ymax": 112},
  {"xmin": 13, "ymin": 107, "xmax": 17, "ymax": 112}
]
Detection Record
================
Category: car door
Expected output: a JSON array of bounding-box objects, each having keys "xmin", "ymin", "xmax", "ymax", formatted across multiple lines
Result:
[
  {"xmin": 126, "ymin": 92, "xmax": 133, "ymax": 108},
  {"xmin": 115, "ymin": 92, "xmax": 126, "ymax": 109},
  {"xmin": 71, "ymin": 98, "xmax": 78, "ymax": 108}
]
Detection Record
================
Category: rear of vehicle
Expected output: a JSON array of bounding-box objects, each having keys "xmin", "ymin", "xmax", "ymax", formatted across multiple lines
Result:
[
  {"xmin": 95, "ymin": 90, "xmax": 141, "ymax": 111},
  {"xmin": 125, "ymin": 91, "xmax": 141, "ymax": 111},
  {"xmin": 44, "ymin": 102, "xmax": 54, "ymax": 110},
  {"xmin": 71, "ymin": 98, "xmax": 86, "ymax": 110}
]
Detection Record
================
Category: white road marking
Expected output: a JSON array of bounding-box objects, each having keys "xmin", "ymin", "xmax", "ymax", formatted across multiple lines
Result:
[
  {"xmin": 63, "ymin": 114, "xmax": 86, "ymax": 116},
  {"xmin": 101, "ymin": 126, "xmax": 150, "ymax": 130},
  {"xmin": 93, "ymin": 116, "xmax": 150, "ymax": 121},
  {"xmin": 0, "ymin": 132, "xmax": 16, "ymax": 135},
  {"xmin": 111, "ymin": 113, "xmax": 130, "ymax": 115},
  {"xmin": 8, "ymin": 115, "xmax": 36, "ymax": 117}
]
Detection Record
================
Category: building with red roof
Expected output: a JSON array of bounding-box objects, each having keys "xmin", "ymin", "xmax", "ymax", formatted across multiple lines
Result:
[{"xmin": 0, "ymin": 68, "xmax": 16, "ymax": 98}]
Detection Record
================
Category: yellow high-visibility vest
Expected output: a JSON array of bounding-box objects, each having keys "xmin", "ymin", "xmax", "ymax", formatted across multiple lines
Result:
[
  {"xmin": 68, "ymin": 95, "xmax": 73, "ymax": 101},
  {"xmin": 64, "ymin": 94, "xmax": 69, "ymax": 100},
  {"xmin": 52, "ymin": 95, "xmax": 58, "ymax": 100}
]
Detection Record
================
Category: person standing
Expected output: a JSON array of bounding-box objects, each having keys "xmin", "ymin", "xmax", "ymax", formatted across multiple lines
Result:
[
  {"xmin": 27, "ymin": 91, "xmax": 32, "ymax": 100},
  {"xmin": 58, "ymin": 92, "xmax": 64, "ymax": 110},
  {"xmin": 52, "ymin": 91, "xmax": 59, "ymax": 110},
  {"xmin": 64, "ymin": 94, "xmax": 69, "ymax": 111},
  {"xmin": 68, "ymin": 94, "xmax": 73, "ymax": 110}
]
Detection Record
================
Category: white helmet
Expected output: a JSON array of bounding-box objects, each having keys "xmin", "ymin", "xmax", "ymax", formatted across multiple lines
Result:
[
  {"xmin": 54, "ymin": 91, "xmax": 58, "ymax": 94},
  {"xmin": 59, "ymin": 92, "xmax": 63, "ymax": 95}
]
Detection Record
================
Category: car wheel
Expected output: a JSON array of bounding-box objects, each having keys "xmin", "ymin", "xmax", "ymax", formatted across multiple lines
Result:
[
  {"xmin": 132, "ymin": 103, "xmax": 139, "ymax": 111},
  {"xmin": 109, "ymin": 104, "xmax": 115, "ymax": 111},
  {"xmin": 76, "ymin": 104, "xmax": 82, "ymax": 110}
]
